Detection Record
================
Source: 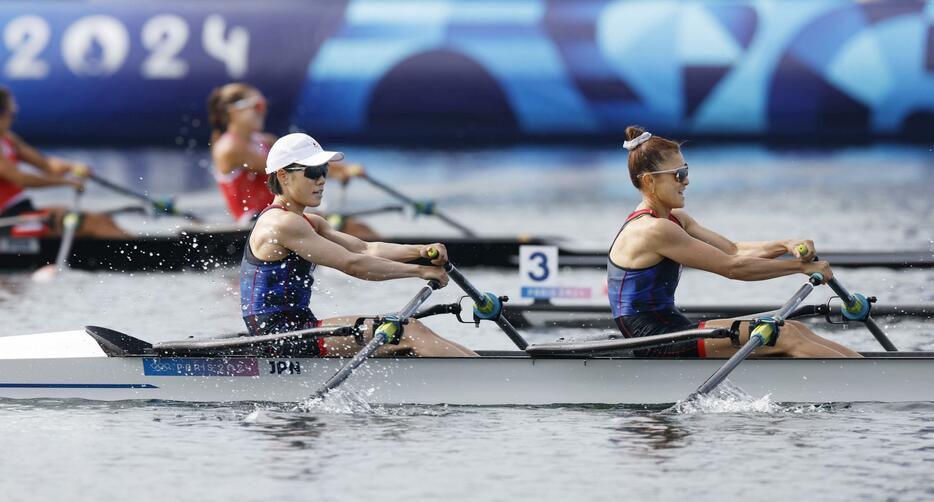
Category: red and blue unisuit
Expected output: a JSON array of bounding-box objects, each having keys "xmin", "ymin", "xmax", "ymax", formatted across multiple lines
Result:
[
  {"xmin": 240, "ymin": 204, "xmax": 327, "ymax": 354},
  {"xmin": 607, "ymin": 209, "xmax": 706, "ymax": 358}
]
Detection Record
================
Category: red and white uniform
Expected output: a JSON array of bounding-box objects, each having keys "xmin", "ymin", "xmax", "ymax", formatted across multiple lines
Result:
[
  {"xmin": 0, "ymin": 135, "xmax": 25, "ymax": 213},
  {"xmin": 0, "ymin": 134, "xmax": 48, "ymax": 237},
  {"xmin": 214, "ymin": 132, "xmax": 274, "ymax": 224}
]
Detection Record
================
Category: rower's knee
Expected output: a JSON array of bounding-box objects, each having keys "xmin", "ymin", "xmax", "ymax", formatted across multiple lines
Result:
[
  {"xmin": 786, "ymin": 320, "xmax": 808, "ymax": 331},
  {"xmin": 773, "ymin": 327, "xmax": 811, "ymax": 356}
]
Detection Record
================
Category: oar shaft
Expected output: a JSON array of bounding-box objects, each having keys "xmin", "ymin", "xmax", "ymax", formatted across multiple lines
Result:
[
  {"xmin": 435, "ymin": 213, "xmax": 476, "ymax": 237},
  {"xmin": 824, "ymin": 273, "xmax": 897, "ymax": 351},
  {"xmin": 396, "ymin": 284, "xmax": 435, "ymax": 319},
  {"xmin": 444, "ymin": 263, "xmax": 485, "ymax": 302},
  {"xmin": 54, "ymin": 189, "xmax": 83, "ymax": 269},
  {"xmin": 694, "ymin": 335, "xmax": 763, "ymax": 396},
  {"xmin": 89, "ymin": 173, "xmax": 148, "ymax": 202},
  {"xmin": 339, "ymin": 205, "xmax": 404, "ymax": 218},
  {"xmin": 775, "ymin": 281, "xmax": 818, "ymax": 320},
  {"xmin": 444, "ymin": 262, "xmax": 529, "ymax": 350},
  {"xmin": 692, "ymin": 274, "xmax": 822, "ymax": 398},
  {"xmin": 89, "ymin": 174, "xmax": 200, "ymax": 222},
  {"xmin": 362, "ymin": 174, "xmax": 476, "ymax": 237},
  {"xmin": 315, "ymin": 336, "xmax": 385, "ymax": 398},
  {"xmin": 363, "ymin": 174, "xmax": 417, "ymax": 205},
  {"xmin": 864, "ymin": 317, "xmax": 897, "ymax": 351},
  {"xmin": 314, "ymin": 283, "xmax": 438, "ymax": 398}
]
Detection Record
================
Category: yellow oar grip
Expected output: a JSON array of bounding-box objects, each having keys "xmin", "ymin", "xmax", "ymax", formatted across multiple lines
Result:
[
  {"xmin": 795, "ymin": 243, "xmax": 810, "ymax": 257},
  {"xmin": 63, "ymin": 212, "xmax": 80, "ymax": 228},
  {"xmin": 426, "ymin": 247, "xmax": 439, "ymax": 259},
  {"xmin": 751, "ymin": 322, "xmax": 775, "ymax": 345},
  {"xmin": 376, "ymin": 320, "xmax": 401, "ymax": 343}
]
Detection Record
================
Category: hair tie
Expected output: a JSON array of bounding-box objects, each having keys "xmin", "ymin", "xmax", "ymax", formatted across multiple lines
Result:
[{"xmin": 623, "ymin": 132, "xmax": 652, "ymax": 151}]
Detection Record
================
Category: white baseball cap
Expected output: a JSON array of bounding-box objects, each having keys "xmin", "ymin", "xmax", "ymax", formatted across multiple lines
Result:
[{"xmin": 265, "ymin": 133, "xmax": 344, "ymax": 174}]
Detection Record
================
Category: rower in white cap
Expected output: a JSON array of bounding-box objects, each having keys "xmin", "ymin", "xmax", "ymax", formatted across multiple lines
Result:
[{"xmin": 239, "ymin": 133, "xmax": 476, "ymax": 357}]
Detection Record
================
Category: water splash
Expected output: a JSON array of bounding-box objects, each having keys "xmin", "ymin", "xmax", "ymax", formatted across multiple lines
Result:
[
  {"xmin": 671, "ymin": 380, "xmax": 782, "ymax": 414},
  {"xmin": 296, "ymin": 387, "xmax": 378, "ymax": 415},
  {"xmin": 669, "ymin": 380, "xmax": 835, "ymax": 415},
  {"xmin": 291, "ymin": 387, "xmax": 450, "ymax": 417}
]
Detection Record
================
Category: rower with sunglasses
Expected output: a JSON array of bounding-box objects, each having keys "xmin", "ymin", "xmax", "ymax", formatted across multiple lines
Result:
[
  {"xmin": 607, "ymin": 126, "xmax": 858, "ymax": 358},
  {"xmin": 240, "ymin": 133, "xmax": 476, "ymax": 358},
  {"xmin": 207, "ymin": 83, "xmax": 377, "ymax": 239}
]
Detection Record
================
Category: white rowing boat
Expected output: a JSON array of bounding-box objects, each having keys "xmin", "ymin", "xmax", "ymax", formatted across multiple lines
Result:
[
  {"xmin": 2, "ymin": 263, "xmax": 924, "ymax": 405},
  {"xmin": 0, "ymin": 326, "xmax": 931, "ymax": 405}
]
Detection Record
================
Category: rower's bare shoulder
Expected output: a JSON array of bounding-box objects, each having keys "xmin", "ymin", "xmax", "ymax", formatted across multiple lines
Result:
[
  {"xmin": 264, "ymin": 210, "xmax": 312, "ymax": 229},
  {"xmin": 670, "ymin": 208, "xmax": 694, "ymax": 225},
  {"xmin": 640, "ymin": 217, "xmax": 687, "ymax": 243}
]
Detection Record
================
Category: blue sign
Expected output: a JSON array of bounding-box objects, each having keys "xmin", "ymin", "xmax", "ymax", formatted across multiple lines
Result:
[{"xmin": 142, "ymin": 357, "xmax": 259, "ymax": 377}]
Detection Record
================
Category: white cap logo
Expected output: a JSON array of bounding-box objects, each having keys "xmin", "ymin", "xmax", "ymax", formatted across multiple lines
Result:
[{"xmin": 266, "ymin": 133, "xmax": 345, "ymax": 174}]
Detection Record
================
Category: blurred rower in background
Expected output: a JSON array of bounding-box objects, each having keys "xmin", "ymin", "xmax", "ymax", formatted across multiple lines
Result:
[
  {"xmin": 0, "ymin": 87, "xmax": 129, "ymax": 239},
  {"xmin": 207, "ymin": 83, "xmax": 378, "ymax": 239}
]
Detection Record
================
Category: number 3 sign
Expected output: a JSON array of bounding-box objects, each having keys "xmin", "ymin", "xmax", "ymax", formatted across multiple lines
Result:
[{"xmin": 519, "ymin": 245, "xmax": 558, "ymax": 287}]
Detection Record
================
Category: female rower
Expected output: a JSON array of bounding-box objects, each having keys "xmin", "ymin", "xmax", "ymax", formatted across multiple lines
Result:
[
  {"xmin": 0, "ymin": 87, "xmax": 127, "ymax": 238},
  {"xmin": 608, "ymin": 126, "xmax": 859, "ymax": 358},
  {"xmin": 207, "ymin": 83, "xmax": 377, "ymax": 239},
  {"xmin": 241, "ymin": 133, "xmax": 476, "ymax": 357}
]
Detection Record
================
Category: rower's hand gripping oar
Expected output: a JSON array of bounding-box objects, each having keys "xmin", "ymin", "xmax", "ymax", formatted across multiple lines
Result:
[
  {"xmin": 313, "ymin": 276, "xmax": 443, "ymax": 399},
  {"xmin": 689, "ymin": 273, "xmax": 826, "ymax": 399},
  {"xmin": 443, "ymin": 261, "xmax": 529, "ymax": 350},
  {"xmin": 359, "ymin": 172, "xmax": 477, "ymax": 237},
  {"xmin": 87, "ymin": 173, "xmax": 202, "ymax": 223},
  {"xmin": 795, "ymin": 244, "xmax": 897, "ymax": 351}
]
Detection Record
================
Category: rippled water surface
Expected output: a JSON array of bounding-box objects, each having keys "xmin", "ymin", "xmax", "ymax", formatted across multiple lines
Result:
[{"xmin": 1, "ymin": 144, "xmax": 933, "ymax": 501}]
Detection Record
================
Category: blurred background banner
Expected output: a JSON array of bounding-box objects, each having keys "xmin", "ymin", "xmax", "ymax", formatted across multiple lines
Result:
[{"xmin": 1, "ymin": 0, "xmax": 932, "ymax": 144}]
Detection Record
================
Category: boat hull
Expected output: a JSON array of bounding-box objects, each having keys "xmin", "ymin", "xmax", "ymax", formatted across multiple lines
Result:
[{"xmin": 1, "ymin": 353, "xmax": 932, "ymax": 405}]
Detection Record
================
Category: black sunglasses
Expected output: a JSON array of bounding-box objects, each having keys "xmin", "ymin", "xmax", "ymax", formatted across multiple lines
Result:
[
  {"xmin": 645, "ymin": 164, "xmax": 689, "ymax": 183},
  {"xmin": 283, "ymin": 162, "xmax": 329, "ymax": 180}
]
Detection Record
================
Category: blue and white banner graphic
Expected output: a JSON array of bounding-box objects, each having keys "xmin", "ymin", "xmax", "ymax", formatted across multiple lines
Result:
[{"xmin": 1, "ymin": 0, "xmax": 932, "ymax": 143}]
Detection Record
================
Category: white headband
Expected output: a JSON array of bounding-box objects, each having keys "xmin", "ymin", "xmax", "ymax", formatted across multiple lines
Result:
[{"xmin": 623, "ymin": 132, "xmax": 652, "ymax": 151}]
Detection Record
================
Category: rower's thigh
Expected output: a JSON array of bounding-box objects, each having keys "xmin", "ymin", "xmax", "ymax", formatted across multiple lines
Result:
[
  {"xmin": 699, "ymin": 318, "xmax": 789, "ymax": 358},
  {"xmin": 318, "ymin": 315, "xmax": 371, "ymax": 357}
]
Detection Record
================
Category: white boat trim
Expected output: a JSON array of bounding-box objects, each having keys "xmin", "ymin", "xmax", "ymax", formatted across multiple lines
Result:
[{"xmin": 0, "ymin": 329, "xmax": 932, "ymax": 405}]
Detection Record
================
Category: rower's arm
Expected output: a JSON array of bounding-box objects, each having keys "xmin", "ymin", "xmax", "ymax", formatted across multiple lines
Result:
[
  {"xmin": 328, "ymin": 162, "xmax": 365, "ymax": 183},
  {"xmin": 652, "ymin": 219, "xmax": 812, "ymax": 281},
  {"xmin": 311, "ymin": 213, "xmax": 444, "ymax": 263},
  {"xmin": 7, "ymin": 133, "xmax": 80, "ymax": 177},
  {"xmin": 674, "ymin": 209, "xmax": 801, "ymax": 258},
  {"xmin": 735, "ymin": 240, "xmax": 796, "ymax": 259},
  {"xmin": 276, "ymin": 213, "xmax": 442, "ymax": 282},
  {"xmin": 212, "ymin": 137, "xmax": 267, "ymax": 175},
  {"xmin": 0, "ymin": 156, "xmax": 75, "ymax": 189}
]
